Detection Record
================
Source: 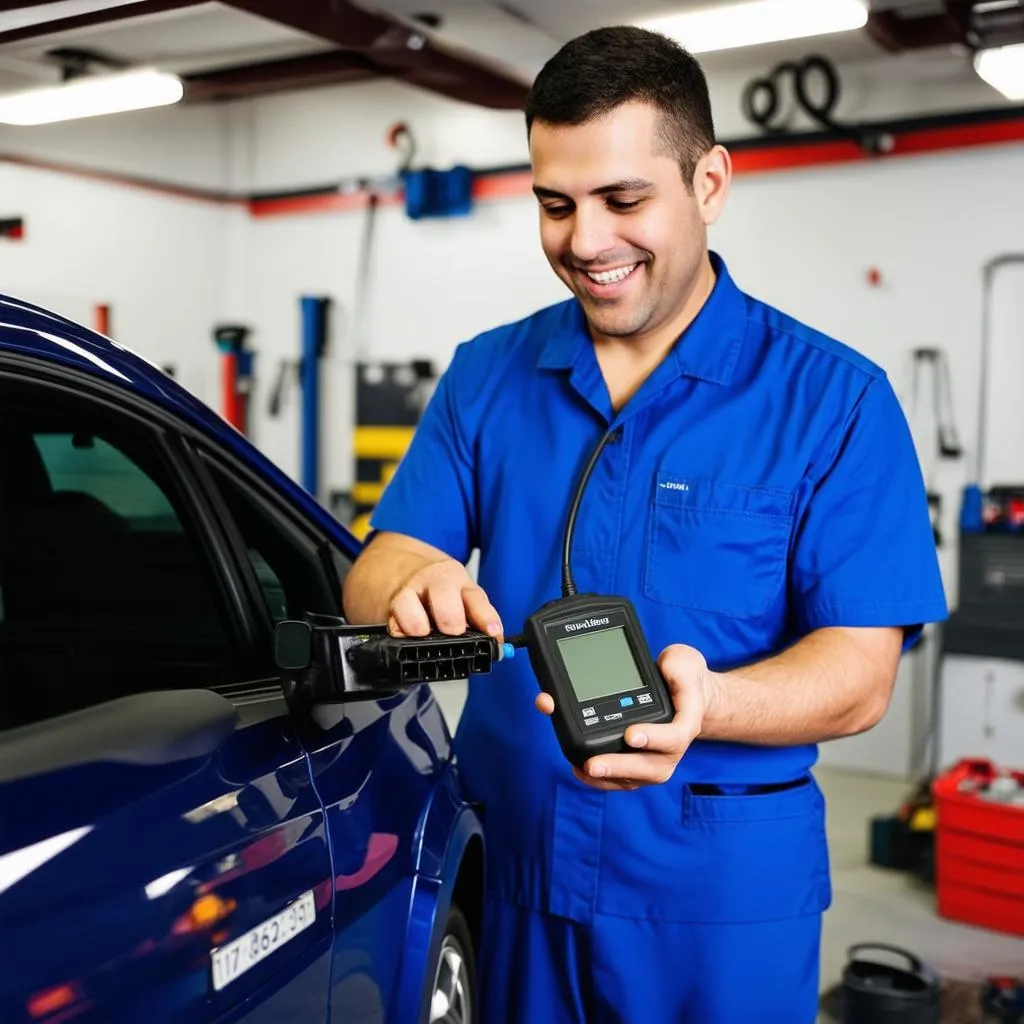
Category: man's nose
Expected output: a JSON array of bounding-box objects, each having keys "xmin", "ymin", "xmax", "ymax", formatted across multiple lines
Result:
[{"xmin": 569, "ymin": 208, "xmax": 617, "ymax": 264}]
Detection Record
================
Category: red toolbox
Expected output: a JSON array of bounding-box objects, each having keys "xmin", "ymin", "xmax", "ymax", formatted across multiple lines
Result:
[{"xmin": 933, "ymin": 758, "xmax": 1024, "ymax": 938}]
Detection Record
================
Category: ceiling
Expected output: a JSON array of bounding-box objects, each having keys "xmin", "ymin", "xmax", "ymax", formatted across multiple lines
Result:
[{"xmin": 0, "ymin": 0, "xmax": 1022, "ymax": 110}]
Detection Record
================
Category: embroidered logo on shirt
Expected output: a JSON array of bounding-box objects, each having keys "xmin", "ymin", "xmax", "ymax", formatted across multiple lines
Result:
[{"xmin": 660, "ymin": 481, "xmax": 689, "ymax": 492}]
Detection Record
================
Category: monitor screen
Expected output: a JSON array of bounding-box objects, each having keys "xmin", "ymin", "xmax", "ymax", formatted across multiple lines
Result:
[{"xmin": 556, "ymin": 626, "xmax": 645, "ymax": 704}]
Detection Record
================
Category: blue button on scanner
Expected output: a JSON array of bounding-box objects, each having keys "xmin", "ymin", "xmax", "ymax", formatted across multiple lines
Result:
[{"xmin": 620, "ymin": 696, "xmax": 634, "ymax": 707}]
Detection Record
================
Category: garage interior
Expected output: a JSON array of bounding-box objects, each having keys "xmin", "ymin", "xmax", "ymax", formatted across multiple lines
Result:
[{"xmin": 2, "ymin": 0, "xmax": 1024, "ymax": 1020}]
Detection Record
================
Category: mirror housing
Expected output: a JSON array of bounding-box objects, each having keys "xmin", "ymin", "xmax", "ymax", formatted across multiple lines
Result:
[{"xmin": 274, "ymin": 614, "xmax": 397, "ymax": 711}]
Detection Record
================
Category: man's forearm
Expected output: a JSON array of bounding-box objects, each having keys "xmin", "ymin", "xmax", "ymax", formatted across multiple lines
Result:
[{"xmin": 699, "ymin": 626, "xmax": 903, "ymax": 747}]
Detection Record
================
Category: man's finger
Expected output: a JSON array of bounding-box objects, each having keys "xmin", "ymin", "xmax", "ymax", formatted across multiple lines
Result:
[
  {"xmin": 535, "ymin": 693, "xmax": 555, "ymax": 715},
  {"xmin": 425, "ymin": 585, "xmax": 469, "ymax": 635},
  {"xmin": 462, "ymin": 584, "xmax": 503, "ymax": 640},
  {"xmin": 390, "ymin": 588, "xmax": 432, "ymax": 637},
  {"xmin": 571, "ymin": 766, "xmax": 640, "ymax": 791},
  {"xmin": 581, "ymin": 751, "xmax": 682, "ymax": 786}
]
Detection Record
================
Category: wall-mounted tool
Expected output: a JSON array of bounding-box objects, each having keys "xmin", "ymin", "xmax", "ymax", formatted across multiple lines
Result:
[
  {"xmin": 214, "ymin": 324, "xmax": 254, "ymax": 435},
  {"xmin": 387, "ymin": 120, "xmax": 474, "ymax": 221}
]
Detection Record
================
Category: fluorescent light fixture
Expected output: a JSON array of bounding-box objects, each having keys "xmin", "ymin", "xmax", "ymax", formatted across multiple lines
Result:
[
  {"xmin": 0, "ymin": 68, "xmax": 183, "ymax": 126},
  {"xmin": 974, "ymin": 43, "xmax": 1024, "ymax": 101},
  {"xmin": 640, "ymin": 0, "xmax": 869, "ymax": 55}
]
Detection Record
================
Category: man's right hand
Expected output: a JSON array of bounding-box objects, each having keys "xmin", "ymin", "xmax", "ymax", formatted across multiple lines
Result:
[{"xmin": 389, "ymin": 558, "xmax": 503, "ymax": 641}]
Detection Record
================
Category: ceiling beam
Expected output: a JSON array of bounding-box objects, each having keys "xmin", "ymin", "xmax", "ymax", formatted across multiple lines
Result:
[
  {"xmin": 222, "ymin": 0, "xmax": 529, "ymax": 109},
  {"xmin": 866, "ymin": 12, "xmax": 965, "ymax": 52},
  {"xmin": 0, "ymin": 0, "xmax": 204, "ymax": 45}
]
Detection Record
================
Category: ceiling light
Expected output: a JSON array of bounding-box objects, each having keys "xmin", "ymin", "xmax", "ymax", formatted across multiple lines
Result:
[
  {"xmin": 639, "ymin": 0, "xmax": 869, "ymax": 55},
  {"xmin": 974, "ymin": 43, "xmax": 1024, "ymax": 101},
  {"xmin": 0, "ymin": 68, "xmax": 184, "ymax": 126}
]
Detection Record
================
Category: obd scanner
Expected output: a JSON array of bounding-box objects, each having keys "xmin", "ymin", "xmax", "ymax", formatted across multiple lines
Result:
[
  {"xmin": 273, "ymin": 428, "xmax": 673, "ymax": 769},
  {"xmin": 513, "ymin": 427, "xmax": 675, "ymax": 768}
]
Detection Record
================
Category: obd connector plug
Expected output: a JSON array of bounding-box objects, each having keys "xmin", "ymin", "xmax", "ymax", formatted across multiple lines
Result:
[
  {"xmin": 348, "ymin": 631, "xmax": 503, "ymax": 686},
  {"xmin": 274, "ymin": 614, "xmax": 515, "ymax": 710}
]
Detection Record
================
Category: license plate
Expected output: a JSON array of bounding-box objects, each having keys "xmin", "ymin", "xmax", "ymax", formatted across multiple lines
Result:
[{"xmin": 210, "ymin": 891, "xmax": 316, "ymax": 991}]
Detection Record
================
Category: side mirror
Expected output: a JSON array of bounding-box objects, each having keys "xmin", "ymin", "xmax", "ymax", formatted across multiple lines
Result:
[{"xmin": 274, "ymin": 615, "xmax": 399, "ymax": 711}]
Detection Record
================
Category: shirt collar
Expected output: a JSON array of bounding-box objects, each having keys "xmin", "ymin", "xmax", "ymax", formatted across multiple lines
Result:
[{"xmin": 537, "ymin": 251, "xmax": 747, "ymax": 386}]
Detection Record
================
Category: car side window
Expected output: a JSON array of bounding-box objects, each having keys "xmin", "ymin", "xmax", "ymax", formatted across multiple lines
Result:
[
  {"xmin": 0, "ymin": 379, "xmax": 243, "ymax": 731},
  {"xmin": 34, "ymin": 433, "xmax": 179, "ymax": 529},
  {"xmin": 201, "ymin": 457, "xmax": 347, "ymax": 632}
]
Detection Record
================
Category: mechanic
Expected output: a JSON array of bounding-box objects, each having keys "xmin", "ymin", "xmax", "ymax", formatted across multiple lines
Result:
[{"xmin": 343, "ymin": 25, "xmax": 948, "ymax": 1024}]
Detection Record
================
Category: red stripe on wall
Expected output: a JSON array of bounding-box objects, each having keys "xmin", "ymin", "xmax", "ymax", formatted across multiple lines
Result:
[
  {"xmin": 248, "ymin": 117, "xmax": 1024, "ymax": 217},
  {"xmin": 248, "ymin": 190, "xmax": 403, "ymax": 217},
  {"xmin": 7, "ymin": 115, "xmax": 1024, "ymax": 219},
  {"xmin": 0, "ymin": 153, "xmax": 243, "ymax": 205},
  {"xmin": 894, "ymin": 116, "xmax": 1024, "ymax": 156}
]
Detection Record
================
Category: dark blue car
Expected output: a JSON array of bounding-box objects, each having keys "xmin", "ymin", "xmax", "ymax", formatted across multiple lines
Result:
[{"xmin": 0, "ymin": 294, "xmax": 481, "ymax": 1024}]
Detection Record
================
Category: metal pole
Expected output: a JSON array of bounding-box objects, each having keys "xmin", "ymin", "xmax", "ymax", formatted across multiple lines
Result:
[
  {"xmin": 977, "ymin": 254, "xmax": 1024, "ymax": 487},
  {"xmin": 300, "ymin": 296, "xmax": 329, "ymax": 498}
]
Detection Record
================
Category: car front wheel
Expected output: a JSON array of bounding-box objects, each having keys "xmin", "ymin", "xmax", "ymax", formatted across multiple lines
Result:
[{"xmin": 428, "ymin": 904, "xmax": 475, "ymax": 1024}]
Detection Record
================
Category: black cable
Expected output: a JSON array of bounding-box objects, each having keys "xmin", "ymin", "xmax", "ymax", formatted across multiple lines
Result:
[
  {"xmin": 561, "ymin": 426, "xmax": 621, "ymax": 597},
  {"xmin": 741, "ymin": 54, "xmax": 889, "ymax": 155}
]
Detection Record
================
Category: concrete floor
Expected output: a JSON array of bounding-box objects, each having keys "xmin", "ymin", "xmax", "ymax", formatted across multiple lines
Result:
[{"xmin": 430, "ymin": 682, "xmax": 1024, "ymax": 1001}]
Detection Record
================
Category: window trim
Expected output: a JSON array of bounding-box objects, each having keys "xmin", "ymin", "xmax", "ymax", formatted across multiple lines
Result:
[{"xmin": 187, "ymin": 438, "xmax": 347, "ymax": 626}]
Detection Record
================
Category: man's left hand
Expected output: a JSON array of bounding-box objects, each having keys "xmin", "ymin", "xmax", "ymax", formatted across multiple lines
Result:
[{"xmin": 535, "ymin": 644, "xmax": 720, "ymax": 791}]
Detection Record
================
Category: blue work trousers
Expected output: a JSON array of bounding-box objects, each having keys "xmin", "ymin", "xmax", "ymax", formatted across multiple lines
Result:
[{"xmin": 478, "ymin": 897, "xmax": 822, "ymax": 1024}]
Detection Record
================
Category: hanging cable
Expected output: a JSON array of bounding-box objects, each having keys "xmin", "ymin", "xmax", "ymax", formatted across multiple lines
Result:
[{"xmin": 741, "ymin": 54, "xmax": 893, "ymax": 155}]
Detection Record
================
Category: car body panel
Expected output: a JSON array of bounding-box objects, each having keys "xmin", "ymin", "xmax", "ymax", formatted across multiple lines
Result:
[{"xmin": 0, "ymin": 718, "xmax": 333, "ymax": 1024}]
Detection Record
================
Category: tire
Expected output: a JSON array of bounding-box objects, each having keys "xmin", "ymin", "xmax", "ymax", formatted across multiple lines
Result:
[{"xmin": 426, "ymin": 903, "xmax": 476, "ymax": 1024}]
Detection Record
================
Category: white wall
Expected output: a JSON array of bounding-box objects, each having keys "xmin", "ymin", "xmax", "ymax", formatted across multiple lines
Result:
[
  {"xmin": 0, "ymin": 101, "xmax": 235, "ymax": 192},
  {"xmin": 0, "ymin": 157, "xmax": 240, "ymax": 408}
]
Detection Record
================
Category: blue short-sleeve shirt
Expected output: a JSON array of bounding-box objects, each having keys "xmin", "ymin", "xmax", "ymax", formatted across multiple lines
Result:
[{"xmin": 369, "ymin": 252, "xmax": 948, "ymax": 924}]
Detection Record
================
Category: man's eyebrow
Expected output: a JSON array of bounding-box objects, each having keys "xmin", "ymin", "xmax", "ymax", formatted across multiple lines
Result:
[
  {"xmin": 532, "ymin": 178, "xmax": 655, "ymax": 201},
  {"xmin": 592, "ymin": 178, "xmax": 655, "ymax": 195}
]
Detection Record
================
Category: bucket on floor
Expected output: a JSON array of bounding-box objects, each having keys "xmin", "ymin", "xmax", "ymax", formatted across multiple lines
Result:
[{"xmin": 841, "ymin": 943, "xmax": 941, "ymax": 1024}]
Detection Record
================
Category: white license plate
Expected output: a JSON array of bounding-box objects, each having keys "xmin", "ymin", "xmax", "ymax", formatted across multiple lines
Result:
[{"xmin": 210, "ymin": 890, "xmax": 316, "ymax": 991}]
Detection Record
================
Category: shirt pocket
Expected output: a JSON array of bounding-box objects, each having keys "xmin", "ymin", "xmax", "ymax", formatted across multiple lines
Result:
[
  {"xmin": 675, "ymin": 775, "xmax": 832, "ymax": 922},
  {"xmin": 644, "ymin": 474, "xmax": 794, "ymax": 619},
  {"xmin": 593, "ymin": 775, "xmax": 832, "ymax": 923}
]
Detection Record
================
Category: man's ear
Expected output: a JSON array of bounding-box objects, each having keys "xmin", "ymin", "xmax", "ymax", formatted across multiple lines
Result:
[{"xmin": 694, "ymin": 145, "xmax": 732, "ymax": 226}]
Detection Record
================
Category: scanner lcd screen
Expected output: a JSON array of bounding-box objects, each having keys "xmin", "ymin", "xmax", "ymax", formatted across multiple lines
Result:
[{"xmin": 556, "ymin": 626, "xmax": 645, "ymax": 703}]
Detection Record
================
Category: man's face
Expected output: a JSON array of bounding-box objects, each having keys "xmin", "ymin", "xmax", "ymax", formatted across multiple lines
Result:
[{"xmin": 529, "ymin": 101, "xmax": 728, "ymax": 344}]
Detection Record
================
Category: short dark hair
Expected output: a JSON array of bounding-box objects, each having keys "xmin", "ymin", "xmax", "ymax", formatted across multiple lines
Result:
[{"xmin": 524, "ymin": 26, "xmax": 716, "ymax": 185}]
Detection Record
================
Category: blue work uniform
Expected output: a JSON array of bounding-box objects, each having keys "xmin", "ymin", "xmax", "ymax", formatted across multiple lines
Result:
[{"xmin": 369, "ymin": 253, "xmax": 948, "ymax": 1023}]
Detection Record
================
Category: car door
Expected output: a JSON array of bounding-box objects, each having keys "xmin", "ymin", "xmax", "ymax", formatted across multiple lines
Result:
[
  {"xmin": 189, "ymin": 448, "xmax": 463, "ymax": 1024},
  {"xmin": 0, "ymin": 363, "xmax": 334, "ymax": 1024}
]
